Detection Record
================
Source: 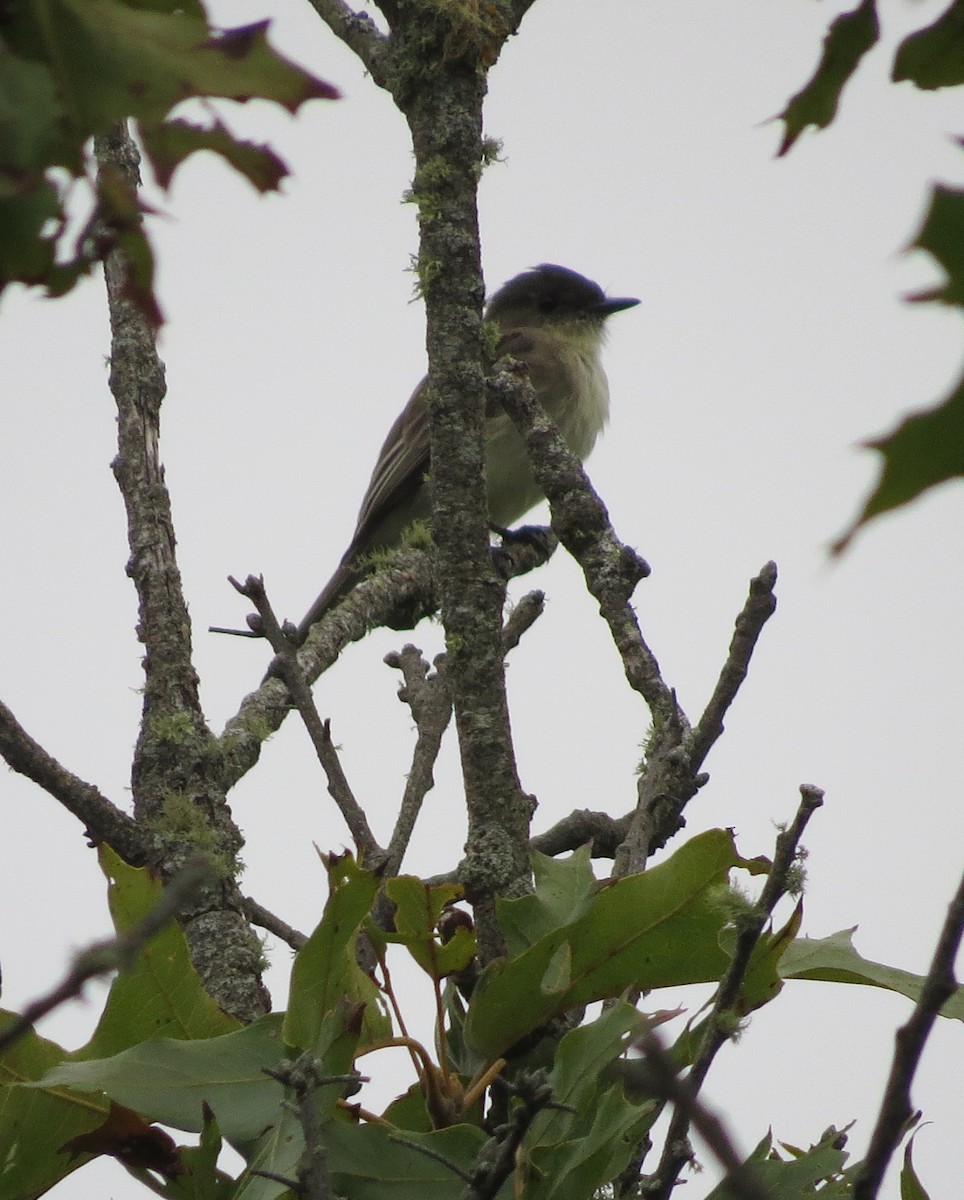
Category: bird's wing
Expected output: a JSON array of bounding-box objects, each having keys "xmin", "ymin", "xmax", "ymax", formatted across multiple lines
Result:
[
  {"xmin": 358, "ymin": 326, "xmax": 547, "ymax": 535},
  {"xmin": 348, "ymin": 375, "xmax": 431, "ymax": 554}
]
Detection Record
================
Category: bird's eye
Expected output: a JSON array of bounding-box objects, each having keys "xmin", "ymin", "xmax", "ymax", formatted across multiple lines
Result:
[{"xmin": 537, "ymin": 297, "xmax": 558, "ymax": 314}]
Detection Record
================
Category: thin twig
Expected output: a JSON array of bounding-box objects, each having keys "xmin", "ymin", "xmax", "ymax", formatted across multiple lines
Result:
[
  {"xmin": 636, "ymin": 1029, "xmax": 772, "ymax": 1200},
  {"xmin": 0, "ymin": 698, "xmax": 147, "ymax": 863},
  {"xmin": 244, "ymin": 896, "xmax": 308, "ymax": 950},
  {"xmin": 387, "ymin": 1135, "xmax": 475, "ymax": 1184},
  {"xmin": 216, "ymin": 521, "xmax": 561, "ymax": 794},
  {"xmin": 614, "ymin": 563, "xmax": 779, "ymax": 876},
  {"xmin": 382, "ymin": 646, "xmax": 454, "ymax": 877},
  {"xmin": 501, "ymin": 590, "xmax": 546, "ymax": 652},
  {"xmin": 463, "ymin": 1070, "xmax": 561, "ymax": 1200},
  {"xmin": 302, "ymin": 0, "xmax": 391, "ymax": 83},
  {"xmin": 230, "ymin": 574, "xmax": 384, "ymax": 867},
  {"xmin": 688, "ymin": 561, "xmax": 778, "ymax": 772},
  {"xmin": 260, "ymin": 1054, "xmax": 363, "ymax": 1200},
  {"xmin": 531, "ymin": 809, "xmax": 631, "ymax": 859},
  {"xmin": 641, "ymin": 784, "xmax": 824, "ymax": 1199},
  {"xmin": 295, "ymin": 1058, "xmax": 333, "ymax": 1200},
  {"xmin": 379, "ymin": 591, "xmax": 545, "ymax": 877},
  {"xmin": 853, "ymin": 862, "xmax": 964, "ymax": 1199},
  {"xmin": 0, "ymin": 860, "xmax": 211, "ymax": 1055}
]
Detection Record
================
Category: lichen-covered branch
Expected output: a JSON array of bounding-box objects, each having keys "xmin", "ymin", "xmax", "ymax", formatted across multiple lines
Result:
[
  {"xmin": 405, "ymin": 95, "xmax": 530, "ymax": 959},
  {"xmin": 383, "ymin": 645, "xmax": 454, "ymax": 876},
  {"xmin": 301, "ymin": 0, "xmax": 390, "ymax": 83},
  {"xmin": 217, "ymin": 540, "xmax": 549, "ymax": 791},
  {"xmin": 94, "ymin": 126, "xmax": 268, "ymax": 1021},
  {"xmin": 490, "ymin": 365, "xmax": 668, "ymax": 716},
  {"xmin": 616, "ymin": 563, "xmax": 779, "ymax": 874}
]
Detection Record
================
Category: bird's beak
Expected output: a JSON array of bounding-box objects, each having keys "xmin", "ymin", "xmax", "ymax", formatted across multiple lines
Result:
[{"xmin": 592, "ymin": 295, "xmax": 640, "ymax": 315}]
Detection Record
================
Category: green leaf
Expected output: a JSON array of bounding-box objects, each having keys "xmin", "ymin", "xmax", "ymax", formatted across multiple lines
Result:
[
  {"xmin": 284, "ymin": 853, "xmax": 390, "ymax": 1052},
  {"xmin": 735, "ymin": 900, "xmax": 803, "ymax": 1014},
  {"xmin": 705, "ymin": 1126, "xmax": 851, "ymax": 1198},
  {"xmin": 74, "ymin": 847, "xmax": 241, "ymax": 1062},
  {"xmin": 780, "ymin": 927, "xmax": 964, "ymax": 1018},
  {"xmin": 163, "ymin": 1106, "xmax": 237, "ymax": 1200},
  {"xmin": 909, "ymin": 183, "xmax": 964, "ymax": 307},
  {"xmin": 464, "ymin": 830, "xmax": 743, "ymax": 1060},
  {"xmin": 894, "ymin": 0, "xmax": 964, "ymax": 89},
  {"xmin": 522, "ymin": 1001, "xmax": 656, "ymax": 1200},
  {"xmin": 526, "ymin": 1086, "xmax": 651, "ymax": 1200},
  {"xmin": 0, "ymin": 51, "xmax": 72, "ymax": 173},
  {"xmin": 382, "ymin": 1081, "xmax": 434, "ymax": 1132},
  {"xmin": 0, "ymin": 187, "xmax": 59, "ymax": 283},
  {"xmin": 230, "ymin": 1007, "xmax": 362, "ymax": 1200},
  {"xmin": 231, "ymin": 1104, "xmax": 305, "ymax": 1200},
  {"xmin": 0, "ymin": 0, "xmax": 338, "ymax": 301},
  {"xmin": 832, "ymin": 378, "xmax": 964, "ymax": 552},
  {"xmin": 832, "ymin": 183, "xmax": 964, "ymax": 550},
  {"xmin": 385, "ymin": 877, "xmax": 477, "ymax": 979},
  {"xmin": 33, "ymin": 1014, "xmax": 287, "ymax": 1146},
  {"xmin": 325, "ymin": 1120, "xmax": 488, "ymax": 1200},
  {"xmin": 0, "ymin": 1014, "xmax": 106, "ymax": 1200},
  {"xmin": 498, "ymin": 845, "xmax": 597, "ymax": 956},
  {"xmin": 777, "ymin": 0, "xmax": 879, "ymax": 155},
  {"xmin": 901, "ymin": 1130, "xmax": 933, "ymax": 1200}
]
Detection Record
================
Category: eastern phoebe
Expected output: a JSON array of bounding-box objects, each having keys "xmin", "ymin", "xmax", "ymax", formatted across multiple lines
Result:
[{"xmin": 295, "ymin": 264, "xmax": 638, "ymax": 639}]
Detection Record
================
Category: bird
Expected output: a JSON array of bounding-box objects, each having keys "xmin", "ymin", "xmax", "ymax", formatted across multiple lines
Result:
[{"xmin": 292, "ymin": 263, "xmax": 638, "ymax": 643}]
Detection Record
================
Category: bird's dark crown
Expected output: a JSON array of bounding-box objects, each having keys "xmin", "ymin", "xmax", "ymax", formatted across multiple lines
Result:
[{"xmin": 486, "ymin": 264, "xmax": 638, "ymax": 323}]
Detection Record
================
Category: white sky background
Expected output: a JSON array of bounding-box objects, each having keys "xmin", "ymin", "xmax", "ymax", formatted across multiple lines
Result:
[{"xmin": 3, "ymin": 0, "xmax": 964, "ymax": 1195}]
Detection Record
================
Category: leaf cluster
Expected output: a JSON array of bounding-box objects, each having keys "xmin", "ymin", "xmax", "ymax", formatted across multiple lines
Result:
[
  {"xmin": 775, "ymin": 0, "xmax": 964, "ymax": 548},
  {"xmin": 2, "ymin": 832, "xmax": 958, "ymax": 1198},
  {"xmin": 0, "ymin": 0, "xmax": 337, "ymax": 319}
]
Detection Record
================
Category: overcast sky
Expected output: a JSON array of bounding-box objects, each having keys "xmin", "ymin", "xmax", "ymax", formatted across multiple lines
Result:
[{"xmin": 3, "ymin": 1, "xmax": 964, "ymax": 1196}]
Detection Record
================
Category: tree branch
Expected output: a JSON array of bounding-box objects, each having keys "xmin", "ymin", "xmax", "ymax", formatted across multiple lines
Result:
[
  {"xmin": 506, "ymin": 1, "xmax": 540, "ymax": 31},
  {"xmin": 94, "ymin": 128, "xmax": 203, "ymax": 764},
  {"xmin": 95, "ymin": 125, "xmax": 269, "ymax": 1022},
  {"xmin": 301, "ymin": 0, "xmax": 391, "ymax": 83},
  {"xmin": 217, "ymin": 540, "xmax": 550, "ymax": 792},
  {"xmin": 530, "ymin": 808, "xmax": 631, "ymax": 859},
  {"xmin": 382, "ymin": 646, "xmax": 454, "ymax": 876},
  {"xmin": 490, "ymin": 364, "xmax": 669, "ymax": 717},
  {"xmin": 641, "ymin": 784, "xmax": 824, "ymax": 1199},
  {"xmin": 500, "ymin": 588, "xmax": 546, "ymax": 652},
  {"xmin": 615, "ymin": 564, "xmax": 779, "ymax": 874},
  {"xmin": 853, "ymin": 862, "xmax": 964, "ymax": 1200},
  {"xmin": 0, "ymin": 698, "xmax": 148, "ymax": 864},
  {"xmin": 463, "ymin": 1070, "xmax": 563, "ymax": 1200},
  {"xmin": 260, "ymin": 1053, "xmax": 347, "ymax": 1200},
  {"xmin": 218, "ymin": 547, "xmax": 438, "ymax": 787},
  {"xmin": 0, "ymin": 859, "xmax": 211, "ymax": 1055},
  {"xmin": 244, "ymin": 896, "xmax": 308, "ymax": 951},
  {"xmin": 689, "ymin": 561, "xmax": 778, "ymax": 772},
  {"xmin": 634, "ymin": 1028, "xmax": 771, "ymax": 1200},
  {"xmin": 231, "ymin": 574, "xmax": 385, "ymax": 867},
  {"xmin": 404, "ymin": 67, "xmax": 531, "ymax": 960}
]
